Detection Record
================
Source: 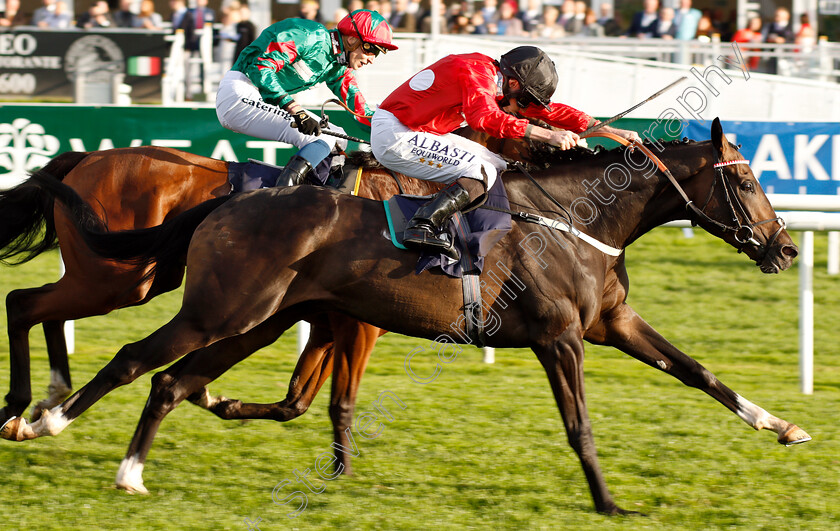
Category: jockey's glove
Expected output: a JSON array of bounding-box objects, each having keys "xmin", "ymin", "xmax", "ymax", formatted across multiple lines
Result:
[{"xmin": 292, "ymin": 110, "xmax": 321, "ymax": 136}]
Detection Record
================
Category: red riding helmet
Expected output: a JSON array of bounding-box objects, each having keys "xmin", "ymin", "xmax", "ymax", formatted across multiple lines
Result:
[{"xmin": 337, "ymin": 9, "xmax": 398, "ymax": 55}]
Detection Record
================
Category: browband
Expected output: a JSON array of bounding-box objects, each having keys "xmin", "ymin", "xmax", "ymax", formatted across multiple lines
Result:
[{"xmin": 713, "ymin": 159, "xmax": 750, "ymax": 168}]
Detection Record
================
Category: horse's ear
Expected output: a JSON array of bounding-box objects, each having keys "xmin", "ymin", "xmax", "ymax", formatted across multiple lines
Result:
[{"xmin": 711, "ymin": 117, "xmax": 726, "ymax": 157}]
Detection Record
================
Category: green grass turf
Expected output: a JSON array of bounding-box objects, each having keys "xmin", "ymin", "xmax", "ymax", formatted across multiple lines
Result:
[{"xmin": 0, "ymin": 228, "xmax": 838, "ymax": 530}]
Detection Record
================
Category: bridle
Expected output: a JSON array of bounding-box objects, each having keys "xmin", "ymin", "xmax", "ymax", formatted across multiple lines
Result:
[
  {"xmin": 511, "ymin": 132, "xmax": 785, "ymax": 260},
  {"xmin": 692, "ymin": 155, "xmax": 786, "ymax": 255}
]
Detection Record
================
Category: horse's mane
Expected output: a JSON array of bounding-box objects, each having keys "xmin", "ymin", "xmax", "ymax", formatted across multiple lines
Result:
[
  {"xmin": 345, "ymin": 138, "xmax": 699, "ymax": 173},
  {"xmin": 522, "ymin": 137, "xmax": 696, "ymax": 170},
  {"xmin": 346, "ymin": 150, "xmax": 383, "ymax": 169}
]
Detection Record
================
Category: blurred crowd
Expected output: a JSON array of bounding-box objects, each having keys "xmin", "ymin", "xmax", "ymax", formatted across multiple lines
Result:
[
  {"xmin": 0, "ymin": 0, "xmax": 827, "ymax": 65},
  {"xmin": 0, "ymin": 0, "xmax": 823, "ymax": 43}
]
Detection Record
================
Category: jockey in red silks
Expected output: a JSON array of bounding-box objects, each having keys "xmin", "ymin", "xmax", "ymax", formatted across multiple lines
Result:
[
  {"xmin": 371, "ymin": 46, "xmax": 640, "ymax": 259},
  {"xmin": 216, "ymin": 9, "xmax": 397, "ymax": 186}
]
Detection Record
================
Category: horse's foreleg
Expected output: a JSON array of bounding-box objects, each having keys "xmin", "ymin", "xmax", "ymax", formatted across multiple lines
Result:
[
  {"xmin": 592, "ymin": 303, "xmax": 810, "ymax": 445},
  {"xmin": 533, "ymin": 326, "xmax": 635, "ymax": 516},
  {"xmin": 328, "ymin": 316, "xmax": 380, "ymax": 476},
  {"xmin": 118, "ymin": 313, "xmax": 295, "ymax": 494},
  {"xmin": 188, "ymin": 322, "xmax": 336, "ymax": 421}
]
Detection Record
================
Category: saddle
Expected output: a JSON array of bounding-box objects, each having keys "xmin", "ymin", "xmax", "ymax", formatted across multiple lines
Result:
[{"xmin": 383, "ymin": 179, "xmax": 512, "ymax": 278}]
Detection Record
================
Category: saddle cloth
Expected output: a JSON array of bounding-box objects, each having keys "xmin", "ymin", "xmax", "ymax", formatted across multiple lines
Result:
[
  {"xmin": 384, "ymin": 178, "xmax": 512, "ymax": 278},
  {"xmin": 227, "ymin": 156, "xmax": 343, "ymax": 193}
]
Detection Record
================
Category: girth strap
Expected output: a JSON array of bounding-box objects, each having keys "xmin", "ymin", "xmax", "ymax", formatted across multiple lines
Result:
[{"xmin": 451, "ymin": 211, "xmax": 486, "ymax": 347}]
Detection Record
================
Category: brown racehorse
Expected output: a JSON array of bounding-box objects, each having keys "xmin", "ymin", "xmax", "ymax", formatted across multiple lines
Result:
[
  {"xmin": 0, "ymin": 129, "xmax": 524, "ymax": 473},
  {"xmin": 1, "ymin": 119, "xmax": 810, "ymax": 514}
]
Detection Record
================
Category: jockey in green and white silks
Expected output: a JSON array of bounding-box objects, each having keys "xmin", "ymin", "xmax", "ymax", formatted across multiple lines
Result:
[{"xmin": 215, "ymin": 9, "xmax": 397, "ymax": 186}]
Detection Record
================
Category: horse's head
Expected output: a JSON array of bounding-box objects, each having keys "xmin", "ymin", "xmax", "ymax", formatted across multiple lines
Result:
[{"xmin": 689, "ymin": 118, "xmax": 797, "ymax": 273}]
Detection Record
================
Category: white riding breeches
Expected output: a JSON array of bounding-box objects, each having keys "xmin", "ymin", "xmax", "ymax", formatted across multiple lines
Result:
[
  {"xmin": 370, "ymin": 109, "xmax": 507, "ymax": 189},
  {"xmin": 215, "ymin": 70, "xmax": 347, "ymax": 151}
]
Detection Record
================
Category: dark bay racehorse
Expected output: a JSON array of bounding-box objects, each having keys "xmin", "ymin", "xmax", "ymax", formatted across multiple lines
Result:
[
  {"xmin": 0, "ymin": 129, "xmax": 524, "ymax": 474},
  {"xmin": 0, "ymin": 119, "xmax": 810, "ymax": 513}
]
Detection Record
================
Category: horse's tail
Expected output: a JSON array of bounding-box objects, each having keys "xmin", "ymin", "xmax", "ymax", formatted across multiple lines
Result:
[
  {"xmin": 0, "ymin": 151, "xmax": 90, "ymax": 265},
  {"xmin": 22, "ymin": 170, "xmax": 233, "ymax": 277}
]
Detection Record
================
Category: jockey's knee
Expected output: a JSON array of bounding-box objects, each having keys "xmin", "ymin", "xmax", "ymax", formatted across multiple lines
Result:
[{"xmin": 463, "ymin": 164, "xmax": 497, "ymax": 189}]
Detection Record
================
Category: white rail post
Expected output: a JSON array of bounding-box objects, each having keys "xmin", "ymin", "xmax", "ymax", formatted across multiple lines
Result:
[
  {"xmin": 482, "ymin": 346, "xmax": 495, "ymax": 364},
  {"xmin": 58, "ymin": 252, "xmax": 74, "ymax": 354},
  {"xmin": 200, "ymin": 22, "xmax": 214, "ymax": 99},
  {"xmin": 163, "ymin": 30, "xmax": 186, "ymax": 104},
  {"xmin": 799, "ymin": 231, "xmax": 814, "ymax": 395},
  {"xmin": 297, "ymin": 321, "xmax": 311, "ymax": 357},
  {"xmin": 828, "ymin": 231, "xmax": 840, "ymax": 275}
]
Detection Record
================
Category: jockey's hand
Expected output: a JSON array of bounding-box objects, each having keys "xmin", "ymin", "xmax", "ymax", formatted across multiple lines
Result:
[
  {"xmin": 599, "ymin": 125, "xmax": 642, "ymax": 146},
  {"xmin": 618, "ymin": 129, "xmax": 642, "ymax": 144},
  {"xmin": 549, "ymin": 130, "xmax": 580, "ymax": 150},
  {"xmin": 292, "ymin": 110, "xmax": 321, "ymax": 136}
]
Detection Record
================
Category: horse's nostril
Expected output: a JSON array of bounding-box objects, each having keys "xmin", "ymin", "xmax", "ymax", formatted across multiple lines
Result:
[{"xmin": 782, "ymin": 245, "xmax": 799, "ymax": 258}]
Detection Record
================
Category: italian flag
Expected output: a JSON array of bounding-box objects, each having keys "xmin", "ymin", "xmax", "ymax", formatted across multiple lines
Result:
[{"xmin": 127, "ymin": 56, "xmax": 161, "ymax": 76}]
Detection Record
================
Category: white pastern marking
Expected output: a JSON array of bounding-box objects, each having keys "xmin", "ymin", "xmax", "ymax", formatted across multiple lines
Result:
[
  {"xmin": 197, "ymin": 388, "xmax": 223, "ymax": 409},
  {"xmin": 30, "ymin": 405, "xmax": 72, "ymax": 436},
  {"xmin": 656, "ymin": 360, "xmax": 668, "ymax": 370},
  {"xmin": 735, "ymin": 394, "xmax": 772, "ymax": 430},
  {"xmin": 116, "ymin": 454, "xmax": 148, "ymax": 494}
]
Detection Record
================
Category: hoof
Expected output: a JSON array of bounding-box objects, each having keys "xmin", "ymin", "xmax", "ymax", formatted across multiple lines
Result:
[
  {"xmin": 0, "ymin": 416, "xmax": 34, "ymax": 441},
  {"xmin": 598, "ymin": 504, "xmax": 643, "ymax": 516},
  {"xmin": 117, "ymin": 481, "xmax": 150, "ymax": 495},
  {"xmin": 778, "ymin": 425, "xmax": 811, "ymax": 446}
]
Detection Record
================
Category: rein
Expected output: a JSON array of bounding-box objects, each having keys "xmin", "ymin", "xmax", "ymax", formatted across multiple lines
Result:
[
  {"xmin": 494, "ymin": 131, "xmax": 783, "ymax": 258},
  {"xmin": 578, "ymin": 132, "xmax": 784, "ymax": 257}
]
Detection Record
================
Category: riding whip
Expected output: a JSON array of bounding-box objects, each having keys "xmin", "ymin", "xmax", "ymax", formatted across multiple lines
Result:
[
  {"xmin": 579, "ymin": 76, "xmax": 688, "ymax": 138},
  {"xmin": 290, "ymin": 120, "xmax": 369, "ymax": 144}
]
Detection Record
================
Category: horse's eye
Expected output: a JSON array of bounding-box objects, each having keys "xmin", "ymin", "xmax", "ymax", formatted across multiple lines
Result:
[{"xmin": 741, "ymin": 181, "xmax": 755, "ymax": 193}]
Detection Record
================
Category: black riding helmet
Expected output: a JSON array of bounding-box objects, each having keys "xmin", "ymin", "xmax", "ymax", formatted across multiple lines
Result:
[{"xmin": 497, "ymin": 46, "xmax": 558, "ymax": 110}]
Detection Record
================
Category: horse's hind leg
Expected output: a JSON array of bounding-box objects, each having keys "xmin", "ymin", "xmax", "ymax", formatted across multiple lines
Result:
[
  {"xmin": 3, "ymin": 284, "xmax": 75, "ymax": 423},
  {"xmin": 592, "ymin": 303, "xmax": 810, "ymax": 445},
  {"xmin": 189, "ymin": 321, "xmax": 336, "ymax": 422},
  {"xmin": 34, "ymin": 320, "xmax": 73, "ymax": 417},
  {"xmin": 0, "ymin": 311, "xmax": 221, "ymax": 442},
  {"xmin": 534, "ymin": 325, "xmax": 635, "ymax": 516},
  {"xmin": 3, "ymin": 273, "xmax": 133, "ymax": 424},
  {"xmin": 117, "ymin": 312, "xmax": 297, "ymax": 494}
]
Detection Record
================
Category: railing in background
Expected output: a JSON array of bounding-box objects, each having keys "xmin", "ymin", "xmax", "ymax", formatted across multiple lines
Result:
[
  {"xmin": 158, "ymin": 32, "xmax": 840, "ymax": 117},
  {"xmin": 162, "ymin": 24, "xmax": 215, "ymax": 104}
]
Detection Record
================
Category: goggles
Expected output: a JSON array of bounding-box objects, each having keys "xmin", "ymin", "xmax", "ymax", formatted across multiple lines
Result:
[
  {"xmin": 515, "ymin": 92, "xmax": 538, "ymax": 109},
  {"xmin": 511, "ymin": 83, "xmax": 550, "ymax": 110},
  {"xmin": 351, "ymin": 15, "xmax": 387, "ymax": 57}
]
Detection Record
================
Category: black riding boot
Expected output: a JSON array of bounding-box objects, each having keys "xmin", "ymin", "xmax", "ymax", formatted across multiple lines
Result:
[
  {"xmin": 403, "ymin": 181, "xmax": 472, "ymax": 260},
  {"xmin": 274, "ymin": 155, "xmax": 313, "ymax": 187}
]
